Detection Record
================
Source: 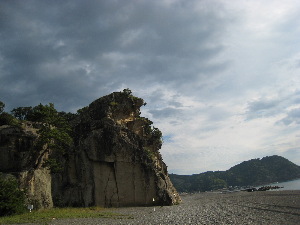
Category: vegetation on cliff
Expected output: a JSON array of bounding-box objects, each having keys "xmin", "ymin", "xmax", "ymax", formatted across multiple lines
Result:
[
  {"xmin": 0, "ymin": 173, "xmax": 26, "ymax": 216},
  {"xmin": 170, "ymin": 155, "xmax": 300, "ymax": 192},
  {"xmin": 11, "ymin": 103, "xmax": 73, "ymax": 173},
  {"xmin": 0, "ymin": 101, "xmax": 19, "ymax": 126}
]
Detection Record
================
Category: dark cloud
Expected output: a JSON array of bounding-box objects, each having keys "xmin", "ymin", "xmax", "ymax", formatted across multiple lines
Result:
[
  {"xmin": 245, "ymin": 98, "xmax": 281, "ymax": 120},
  {"xmin": 0, "ymin": 0, "xmax": 229, "ymax": 112},
  {"xmin": 278, "ymin": 107, "xmax": 300, "ymax": 125},
  {"xmin": 5, "ymin": 0, "xmax": 300, "ymax": 174},
  {"xmin": 149, "ymin": 107, "xmax": 183, "ymax": 119},
  {"xmin": 244, "ymin": 89, "xmax": 300, "ymax": 129}
]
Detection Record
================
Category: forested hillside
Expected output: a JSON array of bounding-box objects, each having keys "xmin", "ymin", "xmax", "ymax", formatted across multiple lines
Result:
[{"xmin": 170, "ymin": 155, "xmax": 300, "ymax": 192}]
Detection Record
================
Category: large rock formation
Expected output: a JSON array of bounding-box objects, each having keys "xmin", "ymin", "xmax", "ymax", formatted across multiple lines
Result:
[{"xmin": 0, "ymin": 90, "xmax": 181, "ymax": 208}]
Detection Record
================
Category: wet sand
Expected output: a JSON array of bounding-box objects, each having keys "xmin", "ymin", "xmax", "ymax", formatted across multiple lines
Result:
[{"xmin": 43, "ymin": 190, "xmax": 300, "ymax": 224}]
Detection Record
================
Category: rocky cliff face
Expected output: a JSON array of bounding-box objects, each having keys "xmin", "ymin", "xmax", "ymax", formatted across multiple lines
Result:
[
  {"xmin": 0, "ymin": 90, "xmax": 181, "ymax": 208},
  {"xmin": 0, "ymin": 122, "xmax": 53, "ymax": 209}
]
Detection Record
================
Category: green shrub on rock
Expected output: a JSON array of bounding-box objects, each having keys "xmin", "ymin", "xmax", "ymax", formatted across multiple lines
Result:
[
  {"xmin": 0, "ymin": 101, "xmax": 4, "ymax": 114},
  {"xmin": 0, "ymin": 112, "xmax": 19, "ymax": 126}
]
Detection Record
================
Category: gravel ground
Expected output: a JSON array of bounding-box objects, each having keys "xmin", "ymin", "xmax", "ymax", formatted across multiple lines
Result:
[{"xmin": 39, "ymin": 191, "xmax": 300, "ymax": 224}]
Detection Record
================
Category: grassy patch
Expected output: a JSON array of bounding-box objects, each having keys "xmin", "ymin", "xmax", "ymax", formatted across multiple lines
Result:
[{"xmin": 0, "ymin": 207, "xmax": 131, "ymax": 224}]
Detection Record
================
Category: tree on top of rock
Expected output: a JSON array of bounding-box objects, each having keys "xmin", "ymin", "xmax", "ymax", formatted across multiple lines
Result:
[
  {"xmin": 0, "ymin": 101, "xmax": 5, "ymax": 114},
  {"xmin": 11, "ymin": 103, "xmax": 73, "ymax": 173}
]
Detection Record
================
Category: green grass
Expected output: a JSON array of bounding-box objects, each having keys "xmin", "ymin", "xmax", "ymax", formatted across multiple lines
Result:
[{"xmin": 0, "ymin": 207, "xmax": 132, "ymax": 224}]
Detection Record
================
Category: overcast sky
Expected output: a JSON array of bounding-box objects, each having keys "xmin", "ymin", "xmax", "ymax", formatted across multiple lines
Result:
[{"xmin": 1, "ymin": 0, "xmax": 300, "ymax": 174}]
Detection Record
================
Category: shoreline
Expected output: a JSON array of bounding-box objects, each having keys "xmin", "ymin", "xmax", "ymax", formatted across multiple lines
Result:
[{"xmin": 19, "ymin": 190, "xmax": 300, "ymax": 225}]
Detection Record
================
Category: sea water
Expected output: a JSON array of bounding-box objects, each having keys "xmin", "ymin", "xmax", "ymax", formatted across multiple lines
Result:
[{"xmin": 267, "ymin": 178, "xmax": 300, "ymax": 191}]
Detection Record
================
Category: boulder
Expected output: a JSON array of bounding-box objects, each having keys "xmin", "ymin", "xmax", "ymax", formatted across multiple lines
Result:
[{"xmin": 52, "ymin": 90, "xmax": 180, "ymax": 207}]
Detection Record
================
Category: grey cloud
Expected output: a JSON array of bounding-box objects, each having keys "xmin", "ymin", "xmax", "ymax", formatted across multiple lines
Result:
[
  {"xmin": 247, "ymin": 99, "xmax": 279, "ymax": 112},
  {"xmin": 281, "ymin": 148, "xmax": 300, "ymax": 166},
  {"xmin": 245, "ymin": 98, "xmax": 280, "ymax": 120},
  {"xmin": 205, "ymin": 105, "xmax": 232, "ymax": 122},
  {"xmin": 278, "ymin": 107, "xmax": 300, "ymax": 126},
  {"xmin": 169, "ymin": 120, "xmax": 181, "ymax": 126},
  {"xmin": 139, "ymin": 88, "xmax": 184, "ymax": 112},
  {"xmin": 244, "ymin": 94, "xmax": 292, "ymax": 121},
  {"xmin": 169, "ymin": 101, "xmax": 183, "ymax": 108},
  {"xmin": 194, "ymin": 107, "xmax": 232, "ymax": 137},
  {"xmin": 293, "ymin": 91, "xmax": 300, "ymax": 104},
  {"xmin": 149, "ymin": 107, "xmax": 183, "ymax": 119},
  {"xmin": 244, "ymin": 89, "xmax": 300, "ymax": 128},
  {"xmin": 0, "ymin": 0, "xmax": 230, "ymax": 112}
]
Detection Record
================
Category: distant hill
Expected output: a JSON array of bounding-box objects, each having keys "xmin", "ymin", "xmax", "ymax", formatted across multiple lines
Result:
[{"xmin": 170, "ymin": 155, "xmax": 300, "ymax": 192}]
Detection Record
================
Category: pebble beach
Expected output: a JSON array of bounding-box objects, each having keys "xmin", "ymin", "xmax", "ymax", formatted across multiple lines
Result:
[{"xmin": 48, "ymin": 190, "xmax": 300, "ymax": 225}]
